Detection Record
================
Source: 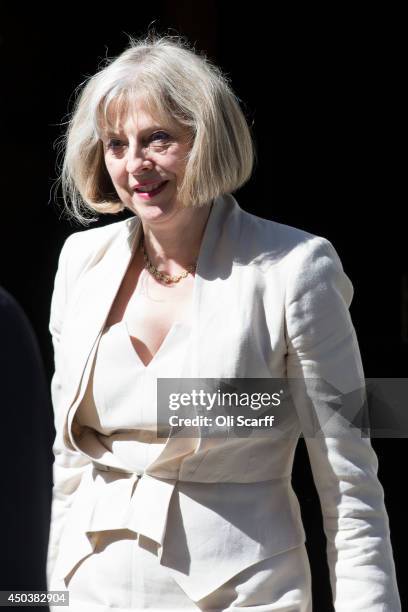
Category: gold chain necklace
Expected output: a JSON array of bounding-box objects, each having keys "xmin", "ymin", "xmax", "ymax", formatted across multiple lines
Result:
[{"xmin": 141, "ymin": 237, "xmax": 197, "ymax": 284}]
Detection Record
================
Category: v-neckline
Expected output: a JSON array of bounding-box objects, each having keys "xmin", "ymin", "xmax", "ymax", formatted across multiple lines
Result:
[
  {"xmin": 112, "ymin": 319, "xmax": 185, "ymax": 370},
  {"xmin": 98, "ymin": 199, "xmax": 216, "ymax": 373}
]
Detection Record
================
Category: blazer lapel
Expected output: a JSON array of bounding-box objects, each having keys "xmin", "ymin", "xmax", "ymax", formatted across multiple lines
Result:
[
  {"xmin": 146, "ymin": 194, "xmax": 241, "ymax": 472},
  {"xmin": 61, "ymin": 217, "xmax": 141, "ymax": 413}
]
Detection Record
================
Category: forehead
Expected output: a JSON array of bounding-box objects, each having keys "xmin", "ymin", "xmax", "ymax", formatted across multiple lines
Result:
[{"xmin": 99, "ymin": 95, "xmax": 174, "ymax": 135}]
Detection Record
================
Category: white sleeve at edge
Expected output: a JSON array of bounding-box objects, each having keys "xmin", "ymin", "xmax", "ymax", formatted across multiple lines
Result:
[
  {"xmin": 285, "ymin": 236, "xmax": 401, "ymax": 612},
  {"xmin": 46, "ymin": 235, "xmax": 91, "ymax": 587}
]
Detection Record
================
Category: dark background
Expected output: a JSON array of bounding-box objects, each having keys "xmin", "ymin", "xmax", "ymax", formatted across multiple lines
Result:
[{"xmin": 1, "ymin": 3, "xmax": 406, "ymax": 610}]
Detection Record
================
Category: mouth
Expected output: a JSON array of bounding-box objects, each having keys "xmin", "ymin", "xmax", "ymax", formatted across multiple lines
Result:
[{"xmin": 133, "ymin": 180, "xmax": 169, "ymax": 196}]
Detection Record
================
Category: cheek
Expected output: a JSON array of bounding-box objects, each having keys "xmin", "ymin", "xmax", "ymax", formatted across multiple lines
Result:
[
  {"xmin": 174, "ymin": 147, "xmax": 190, "ymax": 176},
  {"xmin": 105, "ymin": 161, "xmax": 125, "ymax": 184},
  {"xmin": 167, "ymin": 155, "xmax": 187, "ymax": 177}
]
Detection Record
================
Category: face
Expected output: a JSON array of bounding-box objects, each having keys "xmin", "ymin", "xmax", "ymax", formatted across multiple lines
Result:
[{"xmin": 102, "ymin": 98, "xmax": 192, "ymax": 225}]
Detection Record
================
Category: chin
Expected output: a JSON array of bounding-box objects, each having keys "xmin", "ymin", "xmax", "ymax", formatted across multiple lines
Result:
[
  {"xmin": 132, "ymin": 193, "xmax": 182, "ymax": 213},
  {"xmin": 131, "ymin": 202, "xmax": 180, "ymax": 222}
]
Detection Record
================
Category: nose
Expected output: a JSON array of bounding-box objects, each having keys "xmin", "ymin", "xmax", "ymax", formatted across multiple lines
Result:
[{"xmin": 125, "ymin": 144, "xmax": 154, "ymax": 175}]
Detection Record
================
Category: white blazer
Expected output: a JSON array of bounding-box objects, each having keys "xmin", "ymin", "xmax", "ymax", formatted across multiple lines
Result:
[{"xmin": 47, "ymin": 193, "xmax": 401, "ymax": 609}]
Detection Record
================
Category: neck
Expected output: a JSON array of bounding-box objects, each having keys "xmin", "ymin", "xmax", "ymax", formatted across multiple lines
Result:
[{"xmin": 140, "ymin": 202, "xmax": 213, "ymax": 273}]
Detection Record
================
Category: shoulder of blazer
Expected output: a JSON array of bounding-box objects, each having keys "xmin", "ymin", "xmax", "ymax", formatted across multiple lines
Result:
[
  {"xmin": 233, "ymin": 205, "xmax": 351, "ymax": 305},
  {"xmin": 235, "ymin": 204, "xmax": 331, "ymax": 273},
  {"xmin": 60, "ymin": 216, "xmax": 139, "ymax": 293}
]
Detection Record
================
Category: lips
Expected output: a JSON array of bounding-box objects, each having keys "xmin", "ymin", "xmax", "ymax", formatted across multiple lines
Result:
[
  {"xmin": 133, "ymin": 180, "xmax": 169, "ymax": 199},
  {"xmin": 134, "ymin": 180, "xmax": 167, "ymax": 193}
]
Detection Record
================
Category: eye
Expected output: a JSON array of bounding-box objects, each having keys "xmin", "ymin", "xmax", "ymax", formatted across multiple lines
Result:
[
  {"xmin": 106, "ymin": 138, "xmax": 123, "ymax": 149},
  {"xmin": 104, "ymin": 131, "xmax": 171, "ymax": 151},
  {"xmin": 150, "ymin": 131, "xmax": 170, "ymax": 142}
]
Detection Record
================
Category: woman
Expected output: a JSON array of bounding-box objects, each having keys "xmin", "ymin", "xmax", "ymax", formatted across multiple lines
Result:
[{"xmin": 47, "ymin": 33, "xmax": 401, "ymax": 611}]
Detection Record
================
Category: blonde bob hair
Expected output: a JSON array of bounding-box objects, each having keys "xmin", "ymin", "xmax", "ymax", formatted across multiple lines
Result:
[{"xmin": 56, "ymin": 31, "xmax": 257, "ymax": 225}]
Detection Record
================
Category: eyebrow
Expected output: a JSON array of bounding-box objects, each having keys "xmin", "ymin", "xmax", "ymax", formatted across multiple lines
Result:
[{"xmin": 104, "ymin": 125, "xmax": 169, "ymax": 137}]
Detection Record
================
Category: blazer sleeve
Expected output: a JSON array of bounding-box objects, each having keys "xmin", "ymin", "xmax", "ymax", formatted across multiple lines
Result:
[
  {"xmin": 284, "ymin": 236, "xmax": 401, "ymax": 612},
  {"xmin": 46, "ymin": 234, "xmax": 92, "ymax": 587}
]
